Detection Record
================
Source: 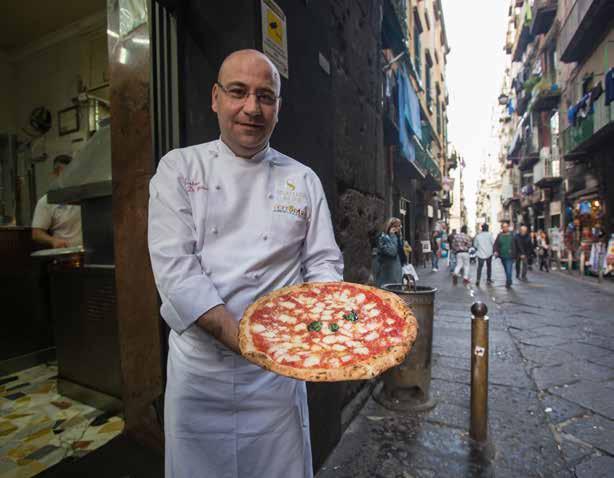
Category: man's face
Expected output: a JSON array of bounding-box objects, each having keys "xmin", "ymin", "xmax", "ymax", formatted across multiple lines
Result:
[
  {"xmin": 212, "ymin": 52, "xmax": 281, "ymax": 157},
  {"xmin": 520, "ymin": 226, "xmax": 528, "ymax": 235},
  {"xmin": 502, "ymin": 223, "xmax": 509, "ymax": 233}
]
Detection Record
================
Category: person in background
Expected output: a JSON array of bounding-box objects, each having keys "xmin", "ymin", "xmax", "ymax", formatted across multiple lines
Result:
[
  {"xmin": 431, "ymin": 230, "xmax": 440, "ymax": 272},
  {"xmin": 452, "ymin": 225, "xmax": 472, "ymax": 286},
  {"xmin": 31, "ymin": 154, "xmax": 82, "ymax": 249},
  {"xmin": 529, "ymin": 230, "xmax": 538, "ymax": 271},
  {"xmin": 375, "ymin": 217, "xmax": 406, "ymax": 287},
  {"xmin": 537, "ymin": 230, "xmax": 550, "ymax": 272},
  {"xmin": 448, "ymin": 228, "xmax": 457, "ymax": 273},
  {"xmin": 494, "ymin": 221, "xmax": 516, "ymax": 288},
  {"xmin": 514, "ymin": 224, "xmax": 533, "ymax": 281},
  {"xmin": 474, "ymin": 223, "xmax": 494, "ymax": 286}
]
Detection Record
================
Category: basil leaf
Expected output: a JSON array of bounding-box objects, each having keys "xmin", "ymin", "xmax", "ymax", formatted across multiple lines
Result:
[
  {"xmin": 329, "ymin": 323, "xmax": 339, "ymax": 332},
  {"xmin": 308, "ymin": 321, "xmax": 322, "ymax": 332},
  {"xmin": 343, "ymin": 310, "xmax": 359, "ymax": 322}
]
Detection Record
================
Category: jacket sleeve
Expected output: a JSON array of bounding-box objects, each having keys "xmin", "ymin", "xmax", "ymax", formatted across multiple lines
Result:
[
  {"xmin": 148, "ymin": 152, "xmax": 224, "ymax": 334},
  {"xmin": 301, "ymin": 172, "xmax": 344, "ymax": 282},
  {"xmin": 377, "ymin": 234, "xmax": 398, "ymax": 257},
  {"xmin": 493, "ymin": 235, "xmax": 500, "ymax": 255}
]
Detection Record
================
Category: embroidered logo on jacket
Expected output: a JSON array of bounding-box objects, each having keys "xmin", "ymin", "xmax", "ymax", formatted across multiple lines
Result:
[
  {"xmin": 273, "ymin": 204, "xmax": 307, "ymax": 219},
  {"xmin": 180, "ymin": 177, "xmax": 207, "ymax": 193}
]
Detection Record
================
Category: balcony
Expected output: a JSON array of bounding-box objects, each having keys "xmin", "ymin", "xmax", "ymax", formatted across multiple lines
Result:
[
  {"xmin": 518, "ymin": 125, "xmax": 540, "ymax": 170},
  {"xmin": 561, "ymin": 100, "xmax": 614, "ymax": 158},
  {"xmin": 512, "ymin": 22, "xmax": 533, "ymax": 62},
  {"xmin": 559, "ymin": 0, "xmax": 614, "ymax": 63},
  {"xmin": 533, "ymin": 147, "xmax": 563, "ymax": 187},
  {"xmin": 416, "ymin": 147, "xmax": 442, "ymax": 191},
  {"xmin": 440, "ymin": 190, "xmax": 452, "ymax": 208},
  {"xmin": 531, "ymin": 0, "xmax": 557, "ymax": 36},
  {"xmin": 530, "ymin": 84, "xmax": 561, "ymax": 112},
  {"xmin": 383, "ymin": 0, "xmax": 408, "ymax": 43}
]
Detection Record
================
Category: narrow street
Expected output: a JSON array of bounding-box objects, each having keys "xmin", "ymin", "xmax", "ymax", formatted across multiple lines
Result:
[{"xmin": 318, "ymin": 262, "xmax": 614, "ymax": 478}]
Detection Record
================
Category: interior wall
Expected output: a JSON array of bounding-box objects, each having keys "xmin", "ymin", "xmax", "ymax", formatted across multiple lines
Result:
[
  {"xmin": 0, "ymin": 57, "xmax": 17, "ymax": 134},
  {"xmin": 11, "ymin": 22, "xmax": 107, "ymax": 200}
]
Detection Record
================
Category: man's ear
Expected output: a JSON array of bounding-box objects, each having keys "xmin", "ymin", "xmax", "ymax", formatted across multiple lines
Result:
[
  {"xmin": 211, "ymin": 83, "xmax": 219, "ymax": 113},
  {"xmin": 275, "ymin": 97, "xmax": 282, "ymax": 123}
]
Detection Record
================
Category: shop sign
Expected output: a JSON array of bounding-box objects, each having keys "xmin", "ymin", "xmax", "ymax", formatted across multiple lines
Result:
[{"xmin": 261, "ymin": 0, "xmax": 289, "ymax": 79}]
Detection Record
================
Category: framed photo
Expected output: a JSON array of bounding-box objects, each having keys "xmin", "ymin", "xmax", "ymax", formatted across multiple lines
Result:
[
  {"xmin": 58, "ymin": 106, "xmax": 80, "ymax": 136},
  {"xmin": 421, "ymin": 240, "xmax": 432, "ymax": 253}
]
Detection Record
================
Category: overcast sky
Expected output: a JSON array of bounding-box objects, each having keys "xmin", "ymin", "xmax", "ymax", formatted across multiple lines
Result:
[{"xmin": 441, "ymin": 0, "xmax": 509, "ymax": 227}]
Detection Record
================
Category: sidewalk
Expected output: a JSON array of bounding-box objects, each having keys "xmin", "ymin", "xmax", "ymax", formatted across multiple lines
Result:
[{"xmin": 317, "ymin": 260, "xmax": 614, "ymax": 477}]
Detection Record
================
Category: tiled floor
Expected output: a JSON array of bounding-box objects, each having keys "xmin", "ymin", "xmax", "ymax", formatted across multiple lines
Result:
[{"xmin": 0, "ymin": 363, "xmax": 124, "ymax": 478}]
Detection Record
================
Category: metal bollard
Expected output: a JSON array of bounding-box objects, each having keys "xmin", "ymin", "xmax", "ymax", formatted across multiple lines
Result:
[
  {"xmin": 580, "ymin": 251, "xmax": 585, "ymax": 278},
  {"xmin": 470, "ymin": 302, "xmax": 489, "ymax": 443},
  {"xmin": 567, "ymin": 251, "xmax": 573, "ymax": 273},
  {"xmin": 598, "ymin": 252, "xmax": 604, "ymax": 283}
]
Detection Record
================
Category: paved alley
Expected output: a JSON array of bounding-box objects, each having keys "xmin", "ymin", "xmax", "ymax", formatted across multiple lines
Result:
[{"xmin": 317, "ymin": 261, "xmax": 614, "ymax": 478}]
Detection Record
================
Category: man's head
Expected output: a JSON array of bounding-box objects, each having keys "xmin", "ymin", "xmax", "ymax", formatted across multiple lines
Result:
[
  {"xmin": 520, "ymin": 225, "xmax": 529, "ymax": 235},
  {"xmin": 451, "ymin": 229, "xmax": 457, "ymax": 234},
  {"xmin": 501, "ymin": 221, "xmax": 510, "ymax": 233},
  {"xmin": 212, "ymin": 50, "xmax": 281, "ymax": 158},
  {"xmin": 482, "ymin": 224, "xmax": 489, "ymax": 232},
  {"xmin": 460, "ymin": 225, "xmax": 468, "ymax": 234},
  {"xmin": 52, "ymin": 154, "xmax": 72, "ymax": 177}
]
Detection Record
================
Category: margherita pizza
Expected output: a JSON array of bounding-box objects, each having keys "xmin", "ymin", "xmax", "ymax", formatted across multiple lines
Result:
[{"xmin": 239, "ymin": 282, "xmax": 418, "ymax": 381}]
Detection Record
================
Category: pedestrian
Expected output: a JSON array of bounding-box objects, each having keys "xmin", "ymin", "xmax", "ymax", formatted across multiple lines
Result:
[
  {"xmin": 148, "ymin": 49, "xmax": 343, "ymax": 478},
  {"xmin": 474, "ymin": 223, "xmax": 494, "ymax": 286},
  {"xmin": 514, "ymin": 224, "xmax": 533, "ymax": 281},
  {"xmin": 431, "ymin": 230, "xmax": 440, "ymax": 272},
  {"xmin": 448, "ymin": 228, "xmax": 457, "ymax": 272},
  {"xmin": 494, "ymin": 221, "xmax": 516, "ymax": 288},
  {"xmin": 537, "ymin": 230, "xmax": 550, "ymax": 272},
  {"xmin": 375, "ymin": 217, "xmax": 406, "ymax": 287},
  {"xmin": 528, "ymin": 230, "xmax": 538, "ymax": 271},
  {"xmin": 452, "ymin": 225, "xmax": 472, "ymax": 286}
]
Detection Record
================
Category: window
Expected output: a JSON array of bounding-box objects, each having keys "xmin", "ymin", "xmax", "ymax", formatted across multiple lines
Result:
[
  {"xmin": 414, "ymin": 23, "xmax": 422, "ymax": 78},
  {"xmin": 425, "ymin": 66, "xmax": 432, "ymax": 109}
]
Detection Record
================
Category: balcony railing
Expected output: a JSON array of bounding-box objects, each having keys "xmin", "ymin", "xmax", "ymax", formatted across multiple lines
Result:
[
  {"xmin": 531, "ymin": 0, "xmax": 557, "ymax": 36},
  {"xmin": 518, "ymin": 125, "xmax": 540, "ymax": 170},
  {"xmin": 561, "ymin": 100, "xmax": 614, "ymax": 157},
  {"xmin": 559, "ymin": 0, "xmax": 614, "ymax": 63},
  {"xmin": 534, "ymin": 147, "xmax": 562, "ymax": 187}
]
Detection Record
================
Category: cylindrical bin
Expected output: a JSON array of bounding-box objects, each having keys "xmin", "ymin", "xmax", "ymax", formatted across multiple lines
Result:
[{"xmin": 374, "ymin": 284, "xmax": 437, "ymax": 411}]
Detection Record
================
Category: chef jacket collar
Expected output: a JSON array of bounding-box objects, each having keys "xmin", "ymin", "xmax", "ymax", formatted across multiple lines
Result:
[{"xmin": 216, "ymin": 138, "xmax": 274, "ymax": 164}]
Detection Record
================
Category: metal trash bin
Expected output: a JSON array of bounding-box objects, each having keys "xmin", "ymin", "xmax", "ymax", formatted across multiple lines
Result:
[{"xmin": 374, "ymin": 283, "xmax": 437, "ymax": 411}]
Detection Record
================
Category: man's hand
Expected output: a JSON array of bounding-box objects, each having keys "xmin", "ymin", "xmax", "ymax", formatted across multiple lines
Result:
[
  {"xmin": 51, "ymin": 237, "xmax": 70, "ymax": 249},
  {"xmin": 196, "ymin": 305, "xmax": 240, "ymax": 354}
]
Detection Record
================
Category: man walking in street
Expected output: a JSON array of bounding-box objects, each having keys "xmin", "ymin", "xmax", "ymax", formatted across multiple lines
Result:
[
  {"xmin": 474, "ymin": 223, "xmax": 494, "ymax": 286},
  {"xmin": 514, "ymin": 225, "xmax": 533, "ymax": 281},
  {"xmin": 448, "ymin": 228, "xmax": 457, "ymax": 273},
  {"xmin": 494, "ymin": 221, "xmax": 516, "ymax": 288},
  {"xmin": 452, "ymin": 225, "xmax": 472, "ymax": 285},
  {"xmin": 148, "ymin": 49, "xmax": 343, "ymax": 478}
]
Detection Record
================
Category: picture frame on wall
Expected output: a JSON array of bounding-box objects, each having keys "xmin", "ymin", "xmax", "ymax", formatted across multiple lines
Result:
[{"xmin": 58, "ymin": 106, "xmax": 80, "ymax": 136}]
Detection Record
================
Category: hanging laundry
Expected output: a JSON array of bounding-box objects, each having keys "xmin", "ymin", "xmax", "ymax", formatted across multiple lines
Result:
[
  {"xmin": 589, "ymin": 82, "xmax": 603, "ymax": 107},
  {"xmin": 605, "ymin": 67, "xmax": 614, "ymax": 105}
]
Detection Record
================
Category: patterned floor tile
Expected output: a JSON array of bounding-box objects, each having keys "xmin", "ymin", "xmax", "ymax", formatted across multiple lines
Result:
[{"xmin": 0, "ymin": 364, "xmax": 124, "ymax": 478}]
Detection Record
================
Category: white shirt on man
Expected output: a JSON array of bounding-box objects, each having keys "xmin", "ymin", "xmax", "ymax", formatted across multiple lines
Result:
[
  {"xmin": 473, "ymin": 231, "xmax": 494, "ymax": 259},
  {"xmin": 31, "ymin": 194, "xmax": 82, "ymax": 246}
]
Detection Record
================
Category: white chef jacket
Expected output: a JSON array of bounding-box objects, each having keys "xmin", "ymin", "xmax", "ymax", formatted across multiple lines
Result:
[
  {"xmin": 148, "ymin": 139, "xmax": 343, "ymax": 478},
  {"xmin": 31, "ymin": 194, "xmax": 83, "ymax": 246}
]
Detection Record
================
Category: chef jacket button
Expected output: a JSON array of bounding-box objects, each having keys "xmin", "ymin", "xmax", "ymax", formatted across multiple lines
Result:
[
  {"xmin": 215, "ymin": 185, "xmax": 221, "ymax": 190},
  {"xmin": 262, "ymin": 234, "xmax": 268, "ymax": 241},
  {"xmin": 267, "ymin": 193, "xmax": 273, "ymax": 199},
  {"xmin": 212, "ymin": 227, "xmax": 218, "ymax": 234}
]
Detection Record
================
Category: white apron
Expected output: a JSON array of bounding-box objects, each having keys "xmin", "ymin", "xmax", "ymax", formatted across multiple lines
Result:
[{"xmin": 148, "ymin": 140, "xmax": 343, "ymax": 478}]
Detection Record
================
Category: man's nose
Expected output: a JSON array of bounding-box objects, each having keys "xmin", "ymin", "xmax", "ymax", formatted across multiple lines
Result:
[{"xmin": 242, "ymin": 94, "xmax": 262, "ymax": 116}]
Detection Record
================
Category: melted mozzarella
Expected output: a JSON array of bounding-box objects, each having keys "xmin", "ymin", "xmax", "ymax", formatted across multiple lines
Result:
[
  {"xmin": 364, "ymin": 331, "xmax": 379, "ymax": 342},
  {"xmin": 322, "ymin": 335, "xmax": 337, "ymax": 345},
  {"xmin": 304, "ymin": 355, "xmax": 321, "ymax": 367},
  {"xmin": 294, "ymin": 323, "xmax": 307, "ymax": 332},
  {"xmin": 341, "ymin": 355, "xmax": 353, "ymax": 362},
  {"xmin": 368, "ymin": 309, "xmax": 380, "ymax": 318},
  {"xmin": 332, "ymin": 344, "xmax": 347, "ymax": 351},
  {"xmin": 278, "ymin": 314, "xmax": 297, "ymax": 325},
  {"xmin": 252, "ymin": 324, "xmax": 266, "ymax": 333},
  {"xmin": 354, "ymin": 347, "xmax": 369, "ymax": 355},
  {"xmin": 280, "ymin": 301, "xmax": 296, "ymax": 309}
]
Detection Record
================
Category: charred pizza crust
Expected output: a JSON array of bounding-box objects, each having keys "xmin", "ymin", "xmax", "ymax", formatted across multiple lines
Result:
[{"xmin": 239, "ymin": 282, "xmax": 418, "ymax": 381}]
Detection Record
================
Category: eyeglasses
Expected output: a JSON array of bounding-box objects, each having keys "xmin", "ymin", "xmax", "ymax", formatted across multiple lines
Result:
[{"xmin": 216, "ymin": 81, "xmax": 280, "ymax": 106}]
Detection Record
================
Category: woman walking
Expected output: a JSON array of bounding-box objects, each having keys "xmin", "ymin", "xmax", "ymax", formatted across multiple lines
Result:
[
  {"xmin": 537, "ymin": 230, "xmax": 550, "ymax": 272},
  {"xmin": 374, "ymin": 217, "xmax": 406, "ymax": 287}
]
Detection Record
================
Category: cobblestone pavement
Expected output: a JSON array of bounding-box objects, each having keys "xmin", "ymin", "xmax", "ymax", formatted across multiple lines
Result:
[{"xmin": 317, "ymin": 260, "xmax": 614, "ymax": 478}]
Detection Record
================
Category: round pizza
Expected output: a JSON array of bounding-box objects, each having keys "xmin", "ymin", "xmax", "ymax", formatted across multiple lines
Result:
[{"xmin": 239, "ymin": 282, "xmax": 418, "ymax": 381}]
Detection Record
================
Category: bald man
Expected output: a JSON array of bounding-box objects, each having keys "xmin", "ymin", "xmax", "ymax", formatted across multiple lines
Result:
[{"xmin": 148, "ymin": 50, "xmax": 343, "ymax": 477}]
